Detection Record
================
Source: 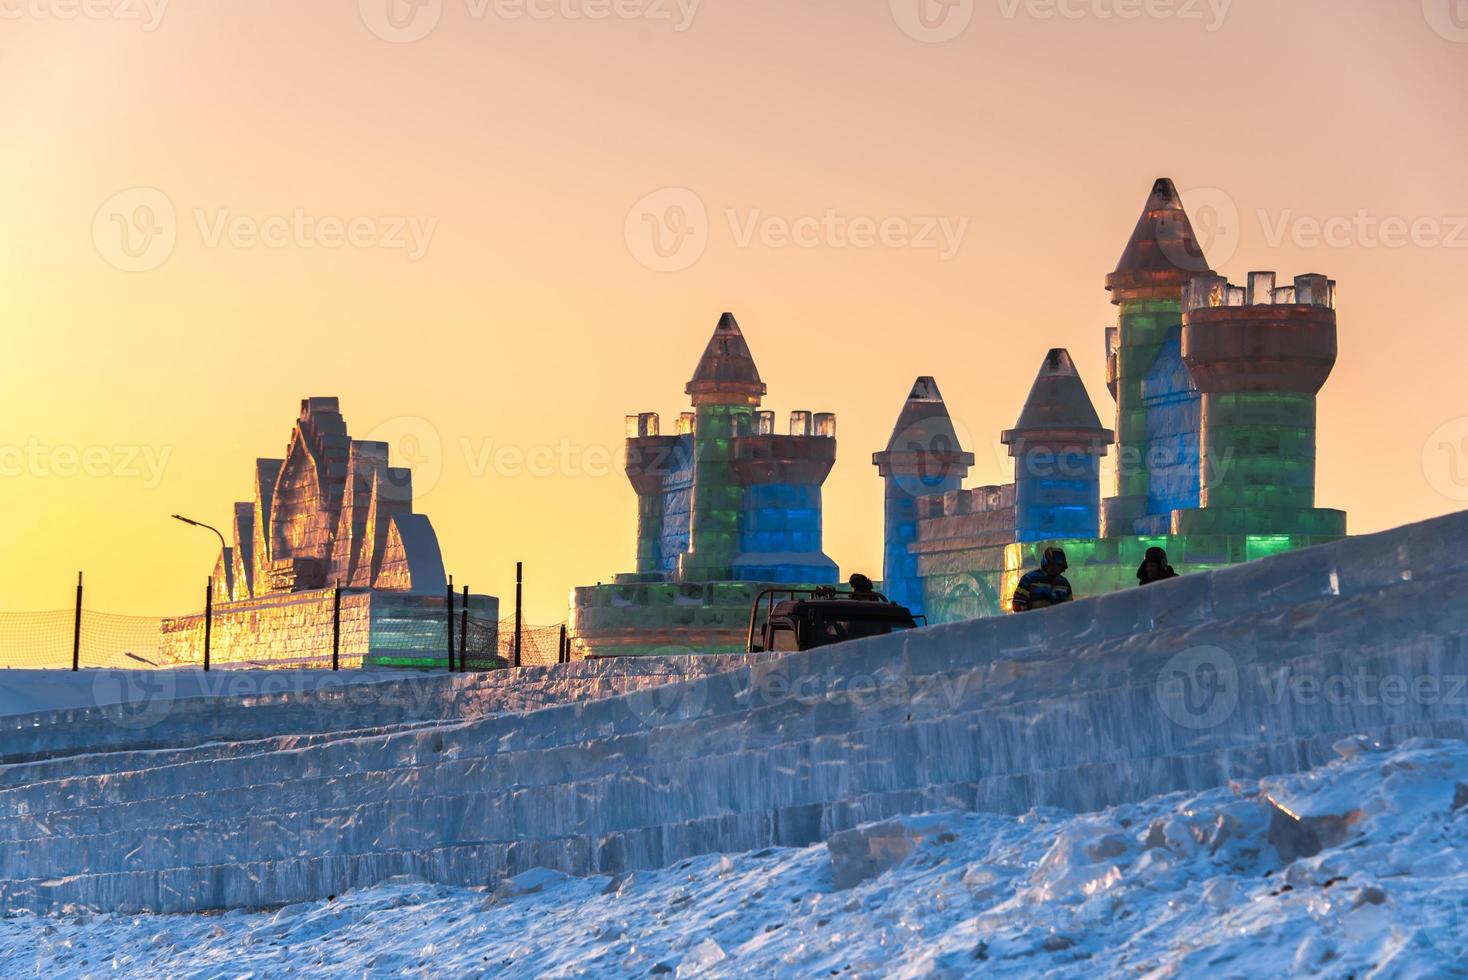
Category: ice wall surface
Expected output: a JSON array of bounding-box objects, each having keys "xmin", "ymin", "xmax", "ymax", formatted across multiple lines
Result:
[{"xmin": 2, "ymin": 509, "xmax": 1466, "ymax": 913}]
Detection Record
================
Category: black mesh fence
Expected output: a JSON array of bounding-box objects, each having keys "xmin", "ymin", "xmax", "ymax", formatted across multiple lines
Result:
[{"xmin": 0, "ymin": 610, "xmax": 173, "ymax": 669}]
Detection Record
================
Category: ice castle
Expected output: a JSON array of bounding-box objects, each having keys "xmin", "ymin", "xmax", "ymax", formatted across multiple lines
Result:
[
  {"xmin": 571, "ymin": 177, "xmax": 1346, "ymax": 656},
  {"xmin": 570, "ymin": 313, "xmax": 839, "ymax": 657},
  {"xmin": 889, "ymin": 178, "xmax": 1345, "ymax": 622},
  {"xmin": 161, "ymin": 398, "xmax": 498, "ymax": 667}
]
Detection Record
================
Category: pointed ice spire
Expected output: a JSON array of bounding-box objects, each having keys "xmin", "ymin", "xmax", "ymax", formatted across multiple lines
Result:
[
  {"xmin": 873, "ymin": 376, "xmax": 974, "ymax": 476},
  {"xmin": 1001, "ymin": 349, "xmax": 1114, "ymax": 451},
  {"xmin": 686, "ymin": 312, "xmax": 767, "ymax": 406},
  {"xmin": 1105, "ymin": 177, "xmax": 1213, "ymax": 298}
]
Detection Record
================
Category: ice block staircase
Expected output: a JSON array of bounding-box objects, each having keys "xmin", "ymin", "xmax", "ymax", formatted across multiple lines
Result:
[{"xmin": 2, "ymin": 511, "xmax": 1467, "ymax": 914}]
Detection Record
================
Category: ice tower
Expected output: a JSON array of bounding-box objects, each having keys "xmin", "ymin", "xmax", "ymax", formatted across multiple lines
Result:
[
  {"xmin": 1102, "ymin": 178, "xmax": 1212, "ymax": 536},
  {"xmin": 1172, "ymin": 271, "xmax": 1345, "ymax": 538},
  {"xmin": 872, "ymin": 377, "xmax": 974, "ymax": 618},
  {"xmin": 571, "ymin": 313, "xmax": 838, "ymax": 657},
  {"xmin": 1001, "ymin": 350, "xmax": 1113, "ymax": 543}
]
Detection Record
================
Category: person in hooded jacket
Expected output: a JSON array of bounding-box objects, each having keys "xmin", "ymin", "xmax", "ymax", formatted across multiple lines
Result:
[
  {"xmin": 1011, "ymin": 547, "xmax": 1074, "ymax": 612},
  {"xmin": 1137, "ymin": 546, "xmax": 1179, "ymax": 585}
]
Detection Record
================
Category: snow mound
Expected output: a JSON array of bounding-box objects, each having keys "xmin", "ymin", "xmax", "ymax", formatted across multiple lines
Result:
[{"xmin": 4, "ymin": 738, "xmax": 1465, "ymax": 977}]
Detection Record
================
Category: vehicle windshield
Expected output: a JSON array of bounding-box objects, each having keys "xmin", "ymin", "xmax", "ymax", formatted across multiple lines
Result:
[{"xmin": 809, "ymin": 615, "xmax": 912, "ymax": 647}]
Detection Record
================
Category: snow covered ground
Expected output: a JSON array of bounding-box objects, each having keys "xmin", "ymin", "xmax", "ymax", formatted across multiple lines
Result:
[{"xmin": 3, "ymin": 737, "xmax": 1464, "ymax": 978}]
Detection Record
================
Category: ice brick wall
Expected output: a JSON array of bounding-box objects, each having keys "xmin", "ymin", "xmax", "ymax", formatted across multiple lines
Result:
[
  {"xmin": 3, "ymin": 510, "xmax": 1467, "ymax": 914},
  {"xmin": 158, "ymin": 589, "xmax": 498, "ymax": 669}
]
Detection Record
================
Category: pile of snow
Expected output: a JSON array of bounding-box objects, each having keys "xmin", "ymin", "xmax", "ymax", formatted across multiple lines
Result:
[{"xmin": 2, "ymin": 737, "xmax": 1465, "ymax": 976}]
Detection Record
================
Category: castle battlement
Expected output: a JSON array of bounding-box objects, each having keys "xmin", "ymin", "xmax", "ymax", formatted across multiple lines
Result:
[{"xmin": 1184, "ymin": 271, "xmax": 1337, "ymax": 312}]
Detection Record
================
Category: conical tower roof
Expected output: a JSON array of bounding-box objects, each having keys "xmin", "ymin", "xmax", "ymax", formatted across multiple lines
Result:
[
  {"xmin": 873, "ymin": 376, "xmax": 975, "ymax": 476},
  {"xmin": 1105, "ymin": 177, "xmax": 1213, "ymax": 299},
  {"xmin": 686, "ymin": 312, "xmax": 767, "ymax": 405},
  {"xmin": 1002, "ymin": 349, "xmax": 1113, "ymax": 452}
]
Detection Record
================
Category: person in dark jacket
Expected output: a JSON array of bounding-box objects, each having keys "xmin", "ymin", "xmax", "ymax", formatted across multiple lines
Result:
[
  {"xmin": 1137, "ymin": 546, "xmax": 1179, "ymax": 585},
  {"xmin": 848, "ymin": 573, "xmax": 881, "ymax": 600},
  {"xmin": 1011, "ymin": 547, "xmax": 1073, "ymax": 612}
]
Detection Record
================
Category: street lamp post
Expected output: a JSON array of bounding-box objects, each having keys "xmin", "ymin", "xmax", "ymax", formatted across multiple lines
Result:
[
  {"xmin": 171, "ymin": 514, "xmax": 227, "ymax": 555},
  {"xmin": 173, "ymin": 514, "xmax": 227, "ymax": 672}
]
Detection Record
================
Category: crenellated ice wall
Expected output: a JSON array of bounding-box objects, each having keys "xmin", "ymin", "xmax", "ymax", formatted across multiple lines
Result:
[{"xmin": 2, "ymin": 510, "xmax": 1466, "ymax": 914}]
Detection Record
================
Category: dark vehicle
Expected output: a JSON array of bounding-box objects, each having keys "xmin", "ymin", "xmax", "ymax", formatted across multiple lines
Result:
[{"xmin": 746, "ymin": 586, "xmax": 921, "ymax": 653}]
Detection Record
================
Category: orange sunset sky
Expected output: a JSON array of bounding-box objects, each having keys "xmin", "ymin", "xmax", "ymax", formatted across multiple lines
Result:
[{"xmin": 2, "ymin": 0, "xmax": 1467, "ymax": 625}]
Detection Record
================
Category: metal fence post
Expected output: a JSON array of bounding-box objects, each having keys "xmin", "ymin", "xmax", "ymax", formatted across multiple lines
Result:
[
  {"xmin": 332, "ymin": 586, "xmax": 342, "ymax": 672},
  {"xmin": 203, "ymin": 578, "xmax": 213, "ymax": 672},
  {"xmin": 446, "ymin": 578, "xmax": 455, "ymax": 673},
  {"xmin": 460, "ymin": 585, "xmax": 469, "ymax": 672},
  {"xmin": 72, "ymin": 572, "xmax": 83, "ymax": 672},
  {"xmin": 513, "ymin": 562, "xmax": 523, "ymax": 669}
]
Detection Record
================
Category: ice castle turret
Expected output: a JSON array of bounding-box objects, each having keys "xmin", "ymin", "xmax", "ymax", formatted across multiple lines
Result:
[
  {"xmin": 680, "ymin": 313, "xmax": 768, "ymax": 582},
  {"xmin": 1172, "ymin": 271, "xmax": 1345, "ymax": 538},
  {"xmin": 1001, "ymin": 349, "xmax": 1113, "ymax": 542},
  {"xmin": 872, "ymin": 377, "xmax": 974, "ymax": 619},
  {"xmin": 1102, "ymin": 178, "xmax": 1213, "ymax": 536},
  {"xmin": 572, "ymin": 313, "xmax": 838, "ymax": 657}
]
